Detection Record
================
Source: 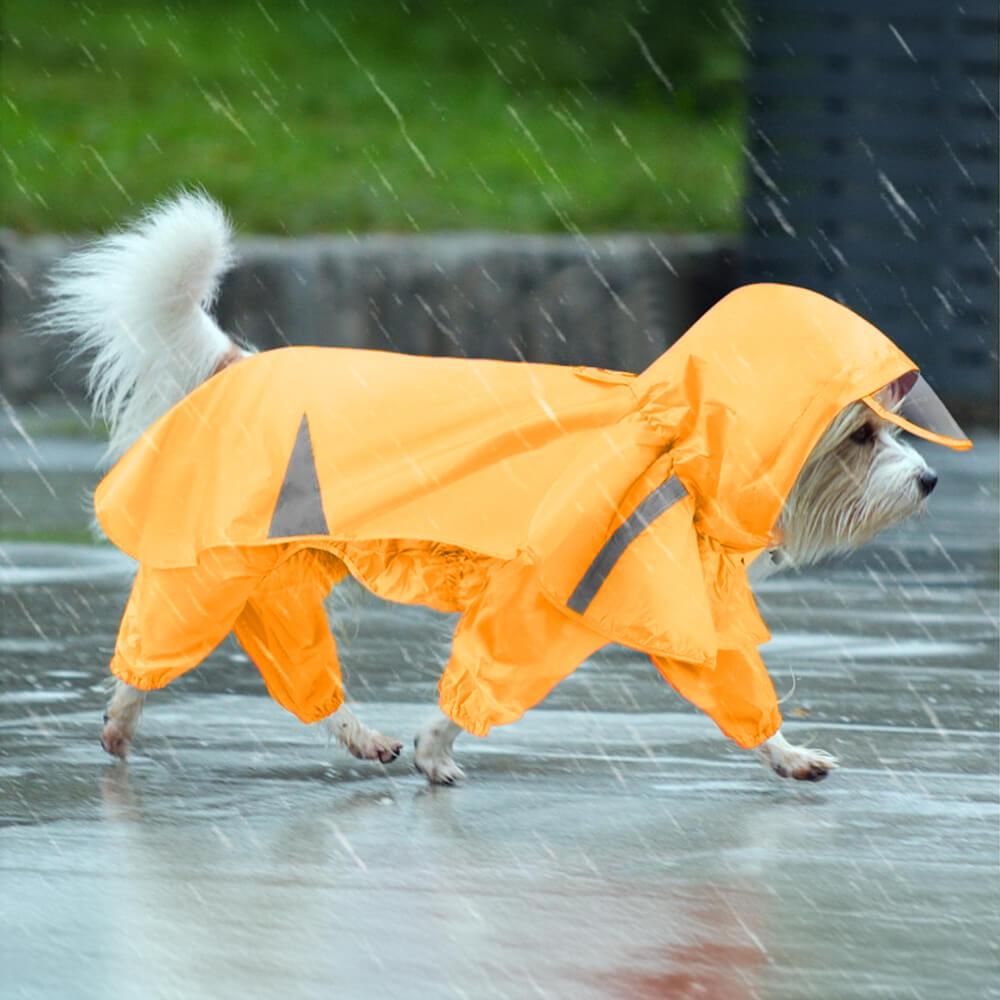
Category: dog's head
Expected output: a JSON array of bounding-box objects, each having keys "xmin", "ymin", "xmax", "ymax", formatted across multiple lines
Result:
[
  {"xmin": 641, "ymin": 286, "xmax": 971, "ymax": 578},
  {"xmin": 774, "ymin": 400, "xmax": 938, "ymax": 567}
]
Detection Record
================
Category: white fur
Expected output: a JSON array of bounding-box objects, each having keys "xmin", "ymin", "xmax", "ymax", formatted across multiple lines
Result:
[
  {"xmin": 54, "ymin": 193, "xmax": 939, "ymax": 786},
  {"xmin": 39, "ymin": 192, "xmax": 242, "ymax": 465},
  {"xmin": 324, "ymin": 705, "xmax": 403, "ymax": 764},
  {"xmin": 414, "ymin": 710, "xmax": 464, "ymax": 784},
  {"xmin": 777, "ymin": 402, "xmax": 935, "ymax": 567},
  {"xmin": 758, "ymin": 730, "xmax": 839, "ymax": 782},
  {"xmin": 101, "ymin": 678, "xmax": 146, "ymax": 759}
]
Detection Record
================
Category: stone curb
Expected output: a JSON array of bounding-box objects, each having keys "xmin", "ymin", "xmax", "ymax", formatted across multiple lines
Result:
[{"xmin": 0, "ymin": 230, "xmax": 737, "ymax": 402}]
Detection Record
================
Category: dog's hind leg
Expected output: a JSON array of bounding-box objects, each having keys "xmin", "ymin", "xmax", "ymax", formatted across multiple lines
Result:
[
  {"xmin": 757, "ymin": 729, "xmax": 839, "ymax": 781},
  {"xmin": 413, "ymin": 708, "xmax": 464, "ymax": 785},
  {"xmin": 325, "ymin": 704, "xmax": 403, "ymax": 764},
  {"xmin": 101, "ymin": 679, "xmax": 146, "ymax": 759}
]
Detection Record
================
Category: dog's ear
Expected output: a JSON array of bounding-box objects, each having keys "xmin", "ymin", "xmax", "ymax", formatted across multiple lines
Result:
[{"xmin": 809, "ymin": 401, "xmax": 868, "ymax": 460}]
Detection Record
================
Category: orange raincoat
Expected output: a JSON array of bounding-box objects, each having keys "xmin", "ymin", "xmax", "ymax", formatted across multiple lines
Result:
[{"xmin": 96, "ymin": 284, "xmax": 971, "ymax": 746}]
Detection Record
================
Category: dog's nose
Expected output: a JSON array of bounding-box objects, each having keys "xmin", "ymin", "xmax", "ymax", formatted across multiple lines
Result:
[{"xmin": 918, "ymin": 470, "xmax": 938, "ymax": 496}]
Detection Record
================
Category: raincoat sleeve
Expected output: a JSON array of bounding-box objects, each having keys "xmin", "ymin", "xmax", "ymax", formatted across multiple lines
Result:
[
  {"xmin": 110, "ymin": 544, "xmax": 350, "ymax": 726},
  {"xmin": 650, "ymin": 646, "xmax": 782, "ymax": 749},
  {"xmin": 110, "ymin": 545, "xmax": 289, "ymax": 693}
]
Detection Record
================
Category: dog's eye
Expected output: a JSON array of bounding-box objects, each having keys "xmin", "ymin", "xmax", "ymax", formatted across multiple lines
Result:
[{"xmin": 850, "ymin": 424, "xmax": 875, "ymax": 445}]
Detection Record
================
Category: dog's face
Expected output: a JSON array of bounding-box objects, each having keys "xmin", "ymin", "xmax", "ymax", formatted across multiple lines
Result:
[{"xmin": 776, "ymin": 401, "xmax": 937, "ymax": 566}]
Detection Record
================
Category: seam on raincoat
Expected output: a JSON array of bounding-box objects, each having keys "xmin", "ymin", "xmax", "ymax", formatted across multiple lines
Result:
[
  {"xmin": 629, "ymin": 381, "xmax": 677, "ymax": 441},
  {"xmin": 572, "ymin": 365, "xmax": 637, "ymax": 385}
]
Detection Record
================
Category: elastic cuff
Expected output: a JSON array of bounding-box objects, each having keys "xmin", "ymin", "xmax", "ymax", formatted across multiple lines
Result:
[
  {"xmin": 293, "ymin": 691, "xmax": 345, "ymax": 725},
  {"xmin": 734, "ymin": 711, "xmax": 783, "ymax": 750},
  {"xmin": 438, "ymin": 668, "xmax": 517, "ymax": 737},
  {"xmin": 437, "ymin": 690, "xmax": 491, "ymax": 738},
  {"xmin": 110, "ymin": 656, "xmax": 180, "ymax": 692}
]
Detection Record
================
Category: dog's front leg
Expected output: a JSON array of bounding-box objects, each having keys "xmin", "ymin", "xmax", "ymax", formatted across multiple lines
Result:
[
  {"xmin": 101, "ymin": 679, "xmax": 146, "ymax": 759},
  {"xmin": 757, "ymin": 729, "xmax": 839, "ymax": 781},
  {"xmin": 414, "ymin": 709, "xmax": 464, "ymax": 785}
]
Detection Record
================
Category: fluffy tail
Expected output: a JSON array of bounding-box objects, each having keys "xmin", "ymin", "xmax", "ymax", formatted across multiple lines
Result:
[{"xmin": 40, "ymin": 192, "xmax": 243, "ymax": 464}]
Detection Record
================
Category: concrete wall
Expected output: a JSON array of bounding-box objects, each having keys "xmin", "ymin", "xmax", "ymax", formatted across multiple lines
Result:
[{"xmin": 0, "ymin": 230, "xmax": 737, "ymax": 402}]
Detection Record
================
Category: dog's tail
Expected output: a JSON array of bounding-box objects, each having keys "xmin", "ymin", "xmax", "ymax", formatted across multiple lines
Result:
[{"xmin": 40, "ymin": 192, "xmax": 246, "ymax": 464}]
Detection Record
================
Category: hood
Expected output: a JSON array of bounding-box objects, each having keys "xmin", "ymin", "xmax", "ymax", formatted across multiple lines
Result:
[{"xmin": 630, "ymin": 283, "xmax": 971, "ymax": 551}]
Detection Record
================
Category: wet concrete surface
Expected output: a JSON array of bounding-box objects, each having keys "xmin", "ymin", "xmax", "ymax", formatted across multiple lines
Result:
[{"xmin": 1, "ymin": 424, "xmax": 998, "ymax": 999}]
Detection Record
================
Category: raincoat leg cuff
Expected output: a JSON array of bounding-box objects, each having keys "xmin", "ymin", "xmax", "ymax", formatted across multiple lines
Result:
[
  {"xmin": 736, "ymin": 713, "xmax": 783, "ymax": 750},
  {"xmin": 438, "ymin": 670, "xmax": 526, "ymax": 738},
  {"xmin": 437, "ymin": 689, "xmax": 492, "ymax": 738},
  {"xmin": 294, "ymin": 691, "xmax": 345, "ymax": 725},
  {"xmin": 110, "ymin": 656, "xmax": 183, "ymax": 692}
]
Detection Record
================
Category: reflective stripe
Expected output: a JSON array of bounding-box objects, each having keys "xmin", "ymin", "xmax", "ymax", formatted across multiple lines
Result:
[
  {"xmin": 567, "ymin": 476, "xmax": 688, "ymax": 614},
  {"xmin": 268, "ymin": 414, "xmax": 330, "ymax": 538}
]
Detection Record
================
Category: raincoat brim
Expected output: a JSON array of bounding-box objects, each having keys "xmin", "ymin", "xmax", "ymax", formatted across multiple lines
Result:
[{"xmin": 863, "ymin": 372, "xmax": 972, "ymax": 450}]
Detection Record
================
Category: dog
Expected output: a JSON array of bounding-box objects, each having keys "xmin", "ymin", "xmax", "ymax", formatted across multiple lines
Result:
[{"xmin": 40, "ymin": 193, "xmax": 950, "ymax": 785}]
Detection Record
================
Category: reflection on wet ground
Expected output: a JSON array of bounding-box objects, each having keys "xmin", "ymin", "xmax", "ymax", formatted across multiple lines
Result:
[{"xmin": 1, "ymin": 430, "xmax": 997, "ymax": 998}]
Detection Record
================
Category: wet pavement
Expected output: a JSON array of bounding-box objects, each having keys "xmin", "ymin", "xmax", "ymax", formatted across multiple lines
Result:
[{"xmin": 1, "ymin": 418, "xmax": 998, "ymax": 999}]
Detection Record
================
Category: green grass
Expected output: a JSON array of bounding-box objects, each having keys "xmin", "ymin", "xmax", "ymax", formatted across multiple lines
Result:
[
  {"xmin": 2, "ymin": 0, "xmax": 748, "ymax": 234},
  {"xmin": 0, "ymin": 529, "xmax": 100, "ymax": 544}
]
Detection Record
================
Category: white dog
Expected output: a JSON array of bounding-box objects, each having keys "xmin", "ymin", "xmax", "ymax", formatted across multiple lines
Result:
[{"xmin": 41, "ymin": 194, "xmax": 956, "ymax": 785}]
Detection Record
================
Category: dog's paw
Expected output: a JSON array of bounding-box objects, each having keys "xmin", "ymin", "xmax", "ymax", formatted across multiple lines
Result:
[
  {"xmin": 772, "ymin": 748, "xmax": 838, "ymax": 782},
  {"xmin": 344, "ymin": 729, "xmax": 404, "ymax": 764},
  {"xmin": 414, "ymin": 736, "xmax": 465, "ymax": 785},
  {"xmin": 328, "ymin": 705, "xmax": 403, "ymax": 764},
  {"xmin": 100, "ymin": 715, "xmax": 133, "ymax": 760},
  {"xmin": 758, "ymin": 734, "xmax": 839, "ymax": 782},
  {"xmin": 415, "ymin": 754, "xmax": 465, "ymax": 786},
  {"xmin": 100, "ymin": 683, "xmax": 145, "ymax": 760}
]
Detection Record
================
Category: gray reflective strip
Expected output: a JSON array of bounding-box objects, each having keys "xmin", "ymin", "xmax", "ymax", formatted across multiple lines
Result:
[
  {"xmin": 268, "ymin": 414, "xmax": 330, "ymax": 538},
  {"xmin": 567, "ymin": 476, "xmax": 688, "ymax": 614}
]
